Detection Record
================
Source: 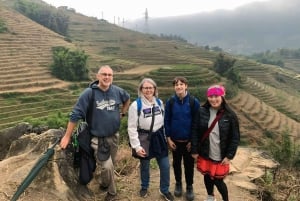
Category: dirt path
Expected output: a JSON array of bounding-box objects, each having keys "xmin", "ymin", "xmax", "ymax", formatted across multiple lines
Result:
[
  {"xmin": 87, "ymin": 147, "xmax": 277, "ymax": 201},
  {"xmin": 0, "ymin": 132, "xmax": 278, "ymax": 201},
  {"xmin": 0, "ymin": 81, "xmax": 70, "ymax": 94},
  {"xmin": 116, "ymin": 65, "xmax": 165, "ymax": 75},
  {"xmin": 113, "ymin": 163, "xmax": 257, "ymax": 201}
]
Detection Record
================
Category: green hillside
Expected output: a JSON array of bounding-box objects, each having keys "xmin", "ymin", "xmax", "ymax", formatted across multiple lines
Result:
[{"xmin": 0, "ymin": 0, "xmax": 299, "ymax": 147}]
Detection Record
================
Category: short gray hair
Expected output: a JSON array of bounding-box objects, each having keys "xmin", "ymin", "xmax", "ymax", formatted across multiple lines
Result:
[
  {"xmin": 138, "ymin": 78, "xmax": 158, "ymax": 97},
  {"xmin": 97, "ymin": 65, "xmax": 113, "ymax": 74}
]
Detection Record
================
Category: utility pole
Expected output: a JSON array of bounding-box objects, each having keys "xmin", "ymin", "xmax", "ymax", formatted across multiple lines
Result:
[{"xmin": 144, "ymin": 8, "xmax": 149, "ymax": 33}]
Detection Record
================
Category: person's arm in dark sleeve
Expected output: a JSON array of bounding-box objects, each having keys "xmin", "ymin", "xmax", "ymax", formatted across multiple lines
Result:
[
  {"xmin": 191, "ymin": 107, "xmax": 200, "ymax": 154},
  {"xmin": 226, "ymin": 113, "xmax": 240, "ymax": 159}
]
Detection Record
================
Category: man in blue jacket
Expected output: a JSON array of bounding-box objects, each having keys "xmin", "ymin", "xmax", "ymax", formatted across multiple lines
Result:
[
  {"xmin": 164, "ymin": 77, "xmax": 200, "ymax": 201},
  {"xmin": 60, "ymin": 65, "xmax": 130, "ymax": 201}
]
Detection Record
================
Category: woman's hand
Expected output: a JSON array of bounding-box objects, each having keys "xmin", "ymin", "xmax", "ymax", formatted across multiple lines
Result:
[
  {"xmin": 137, "ymin": 148, "xmax": 147, "ymax": 157},
  {"xmin": 191, "ymin": 154, "xmax": 198, "ymax": 160},
  {"xmin": 221, "ymin": 157, "xmax": 230, "ymax": 165}
]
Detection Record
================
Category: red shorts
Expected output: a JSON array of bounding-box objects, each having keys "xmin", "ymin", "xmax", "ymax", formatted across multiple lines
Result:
[{"xmin": 197, "ymin": 156, "xmax": 229, "ymax": 179}]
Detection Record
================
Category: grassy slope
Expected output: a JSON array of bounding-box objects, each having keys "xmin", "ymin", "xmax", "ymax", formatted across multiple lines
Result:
[{"xmin": 0, "ymin": 0, "xmax": 299, "ymax": 146}]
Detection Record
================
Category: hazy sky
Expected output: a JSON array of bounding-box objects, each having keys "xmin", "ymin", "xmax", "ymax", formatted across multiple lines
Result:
[{"xmin": 43, "ymin": 0, "xmax": 269, "ymax": 23}]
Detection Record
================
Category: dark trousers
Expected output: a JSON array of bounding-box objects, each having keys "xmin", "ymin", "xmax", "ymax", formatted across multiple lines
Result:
[
  {"xmin": 204, "ymin": 174, "xmax": 228, "ymax": 201},
  {"xmin": 172, "ymin": 141, "xmax": 194, "ymax": 186}
]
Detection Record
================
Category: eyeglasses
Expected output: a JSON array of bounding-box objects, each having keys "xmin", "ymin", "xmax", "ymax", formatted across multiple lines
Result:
[
  {"xmin": 142, "ymin": 87, "xmax": 154, "ymax": 90},
  {"xmin": 99, "ymin": 73, "xmax": 113, "ymax": 77}
]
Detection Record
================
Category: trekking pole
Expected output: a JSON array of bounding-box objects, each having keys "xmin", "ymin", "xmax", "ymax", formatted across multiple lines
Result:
[{"xmin": 10, "ymin": 137, "xmax": 61, "ymax": 201}]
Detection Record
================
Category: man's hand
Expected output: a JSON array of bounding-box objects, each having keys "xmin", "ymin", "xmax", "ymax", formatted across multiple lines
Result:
[{"xmin": 60, "ymin": 135, "xmax": 71, "ymax": 149}]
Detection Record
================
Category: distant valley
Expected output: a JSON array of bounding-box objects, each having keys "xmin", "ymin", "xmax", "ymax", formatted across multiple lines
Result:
[{"xmin": 124, "ymin": 0, "xmax": 300, "ymax": 55}]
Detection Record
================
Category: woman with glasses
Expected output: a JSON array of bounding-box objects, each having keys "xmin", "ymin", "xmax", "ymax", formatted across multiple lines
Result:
[{"xmin": 127, "ymin": 78, "xmax": 174, "ymax": 201}]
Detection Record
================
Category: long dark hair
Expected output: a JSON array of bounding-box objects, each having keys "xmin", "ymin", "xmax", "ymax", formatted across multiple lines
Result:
[{"xmin": 203, "ymin": 97, "xmax": 239, "ymax": 126}]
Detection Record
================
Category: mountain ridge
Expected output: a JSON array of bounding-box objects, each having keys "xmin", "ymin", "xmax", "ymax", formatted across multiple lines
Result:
[
  {"xmin": 0, "ymin": 1, "xmax": 299, "ymax": 200},
  {"xmin": 124, "ymin": 0, "xmax": 300, "ymax": 55},
  {"xmin": 0, "ymin": 0, "xmax": 299, "ymax": 143}
]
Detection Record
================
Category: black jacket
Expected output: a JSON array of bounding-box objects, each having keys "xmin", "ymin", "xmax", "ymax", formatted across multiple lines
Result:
[
  {"xmin": 77, "ymin": 122, "xmax": 96, "ymax": 185},
  {"xmin": 191, "ymin": 104, "xmax": 240, "ymax": 160}
]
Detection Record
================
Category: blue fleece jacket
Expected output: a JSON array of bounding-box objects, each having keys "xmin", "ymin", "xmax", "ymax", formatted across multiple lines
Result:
[
  {"xmin": 164, "ymin": 93, "xmax": 200, "ymax": 140},
  {"xmin": 70, "ymin": 80, "xmax": 130, "ymax": 137}
]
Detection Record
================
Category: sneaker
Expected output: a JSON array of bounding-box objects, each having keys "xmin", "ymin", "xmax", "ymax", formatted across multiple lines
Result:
[
  {"xmin": 104, "ymin": 192, "xmax": 117, "ymax": 201},
  {"xmin": 139, "ymin": 188, "xmax": 148, "ymax": 198},
  {"xmin": 186, "ymin": 185, "xmax": 195, "ymax": 201},
  {"xmin": 174, "ymin": 182, "xmax": 182, "ymax": 197},
  {"xmin": 159, "ymin": 190, "xmax": 174, "ymax": 201},
  {"xmin": 205, "ymin": 195, "xmax": 216, "ymax": 201}
]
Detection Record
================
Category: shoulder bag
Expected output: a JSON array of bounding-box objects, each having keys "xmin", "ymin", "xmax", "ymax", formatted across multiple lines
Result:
[{"xmin": 132, "ymin": 104, "xmax": 155, "ymax": 159}]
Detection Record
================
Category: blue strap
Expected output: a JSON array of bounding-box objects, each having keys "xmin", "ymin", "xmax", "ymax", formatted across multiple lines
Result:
[
  {"xmin": 136, "ymin": 97, "xmax": 161, "ymax": 117},
  {"xmin": 137, "ymin": 97, "xmax": 142, "ymax": 116}
]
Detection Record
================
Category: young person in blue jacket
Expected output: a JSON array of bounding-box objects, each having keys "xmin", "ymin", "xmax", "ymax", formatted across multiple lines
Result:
[
  {"xmin": 164, "ymin": 77, "xmax": 200, "ymax": 201},
  {"xmin": 60, "ymin": 65, "xmax": 130, "ymax": 201}
]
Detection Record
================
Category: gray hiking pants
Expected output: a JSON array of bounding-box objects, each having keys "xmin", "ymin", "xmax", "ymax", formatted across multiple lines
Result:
[{"xmin": 91, "ymin": 133, "xmax": 119, "ymax": 195}]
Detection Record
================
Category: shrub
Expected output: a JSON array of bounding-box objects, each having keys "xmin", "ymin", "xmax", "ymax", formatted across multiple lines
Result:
[
  {"xmin": 50, "ymin": 46, "xmax": 89, "ymax": 81},
  {"xmin": 267, "ymin": 128, "xmax": 297, "ymax": 167},
  {"xmin": 23, "ymin": 112, "xmax": 69, "ymax": 129},
  {"xmin": 263, "ymin": 130, "xmax": 275, "ymax": 139},
  {"xmin": 0, "ymin": 19, "xmax": 8, "ymax": 33},
  {"xmin": 119, "ymin": 116, "xmax": 129, "ymax": 145}
]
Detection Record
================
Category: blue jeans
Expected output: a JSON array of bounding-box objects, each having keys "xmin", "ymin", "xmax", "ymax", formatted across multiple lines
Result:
[{"xmin": 140, "ymin": 156, "xmax": 170, "ymax": 194}]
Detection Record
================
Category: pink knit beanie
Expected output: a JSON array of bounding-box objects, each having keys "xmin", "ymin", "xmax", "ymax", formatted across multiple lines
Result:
[{"xmin": 206, "ymin": 85, "xmax": 225, "ymax": 97}]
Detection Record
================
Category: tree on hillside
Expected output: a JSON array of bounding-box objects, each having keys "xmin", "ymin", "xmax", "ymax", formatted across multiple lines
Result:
[
  {"xmin": 50, "ymin": 46, "xmax": 89, "ymax": 81},
  {"xmin": 214, "ymin": 53, "xmax": 236, "ymax": 75},
  {"xmin": 213, "ymin": 53, "xmax": 241, "ymax": 85},
  {"xmin": 159, "ymin": 33, "xmax": 187, "ymax": 42},
  {"xmin": 14, "ymin": 0, "xmax": 69, "ymax": 35},
  {"xmin": 226, "ymin": 67, "xmax": 241, "ymax": 86},
  {"xmin": 250, "ymin": 51, "xmax": 284, "ymax": 67}
]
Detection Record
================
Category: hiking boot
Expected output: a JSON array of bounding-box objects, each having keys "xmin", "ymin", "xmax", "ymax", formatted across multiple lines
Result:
[
  {"xmin": 205, "ymin": 195, "xmax": 216, "ymax": 201},
  {"xmin": 104, "ymin": 192, "xmax": 117, "ymax": 201},
  {"xmin": 75, "ymin": 184, "xmax": 94, "ymax": 200},
  {"xmin": 159, "ymin": 190, "xmax": 174, "ymax": 201},
  {"xmin": 174, "ymin": 182, "xmax": 182, "ymax": 197},
  {"xmin": 186, "ymin": 185, "xmax": 195, "ymax": 201},
  {"xmin": 139, "ymin": 188, "xmax": 148, "ymax": 197},
  {"xmin": 99, "ymin": 185, "xmax": 109, "ymax": 192}
]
